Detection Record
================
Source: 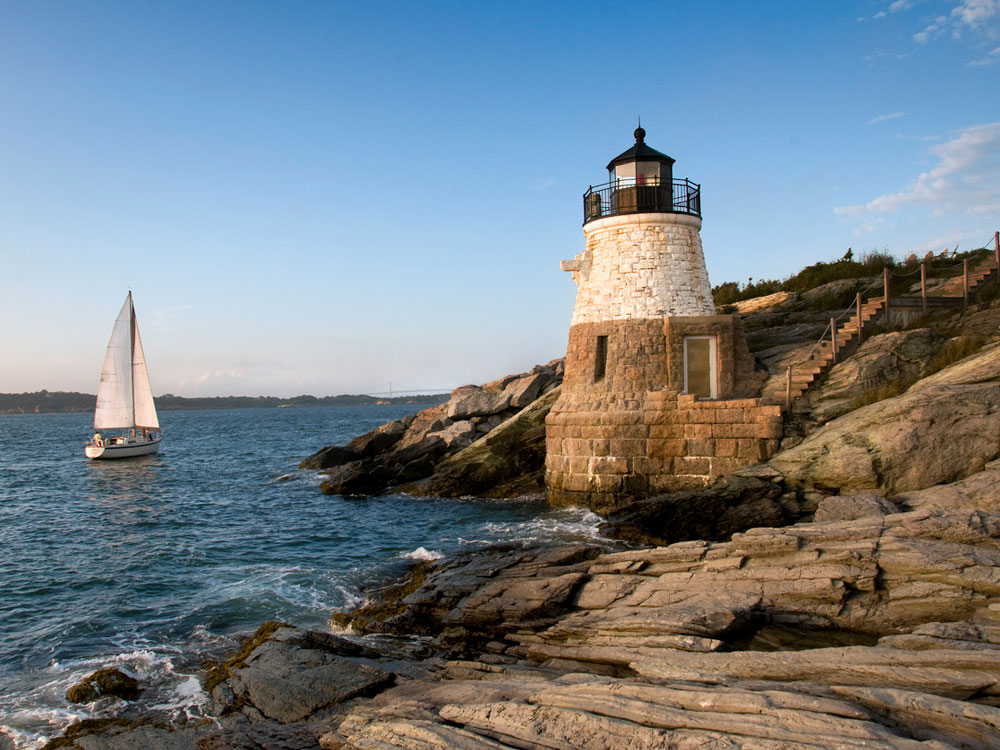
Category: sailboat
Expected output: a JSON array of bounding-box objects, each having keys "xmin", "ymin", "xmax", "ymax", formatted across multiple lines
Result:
[{"xmin": 84, "ymin": 292, "xmax": 162, "ymax": 459}]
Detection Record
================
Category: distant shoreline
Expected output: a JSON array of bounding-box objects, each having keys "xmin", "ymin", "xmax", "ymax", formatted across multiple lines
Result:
[{"xmin": 0, "ymin": 391, "xmax": 449, "ymax": 415}]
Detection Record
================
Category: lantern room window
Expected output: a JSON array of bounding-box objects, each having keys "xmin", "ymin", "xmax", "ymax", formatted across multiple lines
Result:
[{"xmin": 611, "ymin": 161, "xmax": 667, "ymax": 187}]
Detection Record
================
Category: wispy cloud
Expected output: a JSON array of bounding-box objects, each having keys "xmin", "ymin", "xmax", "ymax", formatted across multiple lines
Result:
[
  {"xmin": 889, "ymin": 0, "xmax": 915, "ymax": 12},
  {"xmin": 968, "ymin": 44, "xmax": 1000, "ymax": 64},
  {"xmin": 178, "ymin": 367, "xmax": 249, "ymax": 394},
  {"xmin": 151, "ymin": 304, "xmax": 194, "ymax": 333},
  {"xmin": 868, "ymin": 112, "xmax": 906, "ymax": 124},
  {"xmin": 856, "ymin": 217, "xmax": 887, "ymax": 235},
  {"xmin": 951, "ymin": 0, "xmax": 1000, "ymax": 30},
  {"xmin": 914, "ymin": 14, "xmax": 949, "ymax": 43},
  {"xmin": 908, "ymin": 229, "xmax": 971, "ymax": 254},
  {"xmin": 835, "ymin": 121, "xmax": 1000, "ymax": 222},
  {"xmin": 895, "ymin": 133, "xmax": 941, "ymax": 142},
  {"xmin": 529, "ymin": 177, "xmax": 556, "ymax": 190},
  {"xmin": 913, "ymin": 0, "xmax": 1000, "ymax": 44},
  {"xmin": 195, "ymin": 368, "xmax": 246, "ymax": 386}
]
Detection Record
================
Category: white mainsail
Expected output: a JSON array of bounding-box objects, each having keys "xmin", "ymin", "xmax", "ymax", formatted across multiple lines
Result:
[
  {"xmin": 93, "ymin": 293, "xmax": 159, "ymax": 430},
  {"xmin": 131, "ymin": 310, "xmax": 159, "ymax": 429},
  {"xmin": 94, "ymin": 296, "xmax": 134, "ymax": 429}
]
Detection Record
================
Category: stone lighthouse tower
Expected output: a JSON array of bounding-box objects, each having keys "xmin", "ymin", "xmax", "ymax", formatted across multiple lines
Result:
[{"xmin": 545, "ymin": 128, "xmax": 778, "ymax": 512}]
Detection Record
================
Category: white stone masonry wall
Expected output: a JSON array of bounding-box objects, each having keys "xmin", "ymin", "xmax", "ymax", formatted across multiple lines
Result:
[{"xmin": 563, "ymin": 213, "xmax": 715, "ymax": 325}]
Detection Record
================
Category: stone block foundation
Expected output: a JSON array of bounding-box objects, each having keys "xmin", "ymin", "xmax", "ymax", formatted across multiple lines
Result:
[
  {"xmin": 545, "ymin": 312, "xmax": 772, "ymax": 513},
  {"xmin": 545, "ymin": 391, "xmax": 783, "ymax": 513}
]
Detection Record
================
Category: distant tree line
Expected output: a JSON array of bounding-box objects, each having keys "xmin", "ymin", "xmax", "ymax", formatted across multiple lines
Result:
[{"xmin": 0, "ymin": 391, "xmax": 448, "ymax": 415}]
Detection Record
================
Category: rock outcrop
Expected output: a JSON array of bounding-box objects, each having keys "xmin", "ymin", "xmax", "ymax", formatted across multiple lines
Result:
[
  {"xmin": 769, "ymin": 343, "xmax": 1000, "ymax": 496},
  {"xmin": 600, "ymin": 469, "xmax": 793, "ymax": 546},
  {"xmin": 319, "ymin": 463, "xmax": 1000, "ymax": 749},
  {"xmin": 809, "ymin": 328, "xmax": 942, "ymax": 423},
  {"xmin": 896, "ymin": 458, "xmax": 1000, "ymax": 514},
  {"xmin": 300, "ymin": 360, "xmax": 563, "ymax": 498},
  {"xmin": 65, "ymin": 668, "xmax": 142, "ymax": 704},
  {"xmin": 400, "ymin": 387, "xmax": 560, "ymax": 499},
  {"xmin": 210, "ymin": 625, "xmax": 394, "ymax": 724}
]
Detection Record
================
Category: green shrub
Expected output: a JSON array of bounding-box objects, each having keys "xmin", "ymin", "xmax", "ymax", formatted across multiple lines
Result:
[
  {"xmin": 712, "ymin": 248, "xmax": 901, "ymax": 306},
  {"xmin": 712, "ymin": 278, "xmax": 782, "ymax": 306},
  {"xmin": 781, "ymin": 251, "xmax": 895, "ymax": 293}
]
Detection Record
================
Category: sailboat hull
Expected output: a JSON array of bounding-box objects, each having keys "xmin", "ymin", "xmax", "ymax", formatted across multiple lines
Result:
[{"xmin": 85, "ymin": 437, "xmax": 162, "ymax": 460}]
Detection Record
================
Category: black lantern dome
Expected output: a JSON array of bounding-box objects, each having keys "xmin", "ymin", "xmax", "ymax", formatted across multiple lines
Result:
[
  {"xmin": 605, "ymin": 127, "xmax": 675, "ymax": 184},
  {"xmin": 583, "ymin": 128, "xmax": 700, "ymax": 224}
]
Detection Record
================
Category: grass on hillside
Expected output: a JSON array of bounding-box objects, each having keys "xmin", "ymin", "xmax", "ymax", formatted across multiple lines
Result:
[
  {"xmin": 713, "ymin": 246, "xmax": 991, "ymax": 307},
  {"xmin": 848, "ymin": 334, "xmax": 986, "ymax": 410}
]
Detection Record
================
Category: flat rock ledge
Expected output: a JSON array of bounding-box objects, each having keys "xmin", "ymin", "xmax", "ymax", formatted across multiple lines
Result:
[
  {"xmin": 323, "ymin": 506, "xmax": 1000, "ymax": 749},
  {"xmin": 45, "ymin": 471, "xmax": 1000, "ymax": 748}
]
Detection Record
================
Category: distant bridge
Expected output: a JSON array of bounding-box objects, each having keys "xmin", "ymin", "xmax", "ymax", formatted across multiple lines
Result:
[{"xmin": 363, "ymin": 387, "xmax": 451, "ymax": 397}]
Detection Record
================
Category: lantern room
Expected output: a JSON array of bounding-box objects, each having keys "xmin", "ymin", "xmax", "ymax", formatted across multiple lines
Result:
[
  {"xmin": 607, "ymin": 126, "xmax": 674, "ymax": 186},
  {"xmin": 583, "ymin": 127, "xmax": 700, "ymax": 223}
]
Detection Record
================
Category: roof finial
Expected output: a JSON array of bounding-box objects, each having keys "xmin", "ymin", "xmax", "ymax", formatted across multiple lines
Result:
[{"xmin": 634, "ymin": 117, "xmax": 645, "ymax": 143}]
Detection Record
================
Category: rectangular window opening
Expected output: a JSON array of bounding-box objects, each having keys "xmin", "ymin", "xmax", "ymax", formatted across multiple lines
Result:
[{"xmin": 594, "ymin": 335, "xmax": 608, "ymax": 382}]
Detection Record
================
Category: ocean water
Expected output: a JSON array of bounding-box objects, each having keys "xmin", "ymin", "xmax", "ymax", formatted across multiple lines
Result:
[{"xmin": 0, "ymin": 406, "xmax": 603, "ymax": 748}]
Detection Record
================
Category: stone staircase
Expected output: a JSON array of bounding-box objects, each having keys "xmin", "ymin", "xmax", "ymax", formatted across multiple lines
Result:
[{"xmin": 761, "ymin": 251, "xmax": 998, "ymax": 409}]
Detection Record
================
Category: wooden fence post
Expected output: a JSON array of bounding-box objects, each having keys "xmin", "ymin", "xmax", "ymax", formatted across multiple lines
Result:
[
  {"xmin": 856, "ymin": 293, "xmax": 863, "ymax": 344},
  {"xmin": 995, "ymin": 231, "xmax": 999, "ymax": 270},
  {"xmin": 830, "ymin": 319, "xmax": 837, "ymax": 364},
  {"xmin": 921, "ymin": 262, "xmax": 927, "ymax": 315},
  {"xmin": 882, "ymin": 266, "xmax": 892, "ymax": 328},
  {"xmin": 964, "ymin": 258, "xmax": 969, "ymax": 307},
  {"xmin": 785, "ymin": 366, "xmax": 792, "ymax": 410},
  {"xmin": 883, "ymin": 268, "xmax": 890, "ymax": 328}
]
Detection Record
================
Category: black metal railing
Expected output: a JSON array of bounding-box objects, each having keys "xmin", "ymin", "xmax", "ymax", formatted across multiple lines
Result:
[{"xmin": 582, "ymin": 177, "xmax": 701, "ymax": 224}]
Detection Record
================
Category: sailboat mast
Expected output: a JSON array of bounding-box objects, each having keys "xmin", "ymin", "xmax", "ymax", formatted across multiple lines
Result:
[{"xmin": 129, "ymin": 292, "xmax": 136, "ymax": 430}]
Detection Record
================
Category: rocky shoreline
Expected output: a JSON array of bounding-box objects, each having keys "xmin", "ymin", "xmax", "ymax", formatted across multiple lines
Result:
[
  {"xmin": 39, "ymin": 297, "xmax": 1000, "ymax": 749},
  {"xmin": 50, "ymin": 467, "xmax": 1000, "ymax": 748},
  {"xmin": 300, "ymin": 360, "xmax": 563, "ymax": 500}
]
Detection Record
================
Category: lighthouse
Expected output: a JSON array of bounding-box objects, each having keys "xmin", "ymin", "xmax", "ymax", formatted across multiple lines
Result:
[{"xmin": 545, "ymin": 128, "xmax": 779, "ymax": 512}]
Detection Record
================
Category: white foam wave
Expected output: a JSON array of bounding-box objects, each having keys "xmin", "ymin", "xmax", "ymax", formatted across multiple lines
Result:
[
  {"xmin": 475, "ymin": 508, "xmax": 604, "ymax": 546},
  {"xmin": 0, "ymin": 701, "xmax": 91, "ymax": 750},
  {"xmin": 400, "ymin": 546, "xmax": 443, "ymax": 561},
  {"xmin": 52, "ymin": 648, "xmax": 170, "ymax": 685},
  {"xmin": 328, "ymin": 619, "xmax": 355, "ymax": 635},
  {"xmin": 206, "ymin": 564, "xmax": 357, "ymax": 612},
  {"xmin": 146, "ymin": 675, "xmax": 207, "ymax": 722},
  {"xmin": 188, "ymin": 624, "xmax": 238, "ymax": 652},
  {"xmin": 0, "ymin": 645, "xmax": 214, "ymax": 750},
  {"xmin": 334, "ymin": 585, "xmax": 365, "ymax": 611}
]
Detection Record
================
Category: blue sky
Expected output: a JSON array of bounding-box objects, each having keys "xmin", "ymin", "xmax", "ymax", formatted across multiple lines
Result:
[{"xmin": 1, "ymin": 1, "xmax": 998, "ymax": 397}]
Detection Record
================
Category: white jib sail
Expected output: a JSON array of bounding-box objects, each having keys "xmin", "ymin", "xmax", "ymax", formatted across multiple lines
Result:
[
  {"xmin": 131, "ymin": 307, "xmax": 159, "ymax": 430},
  {"xmin": 94, "ymin": 295, "xmax": 135, "ymax": 430}
]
